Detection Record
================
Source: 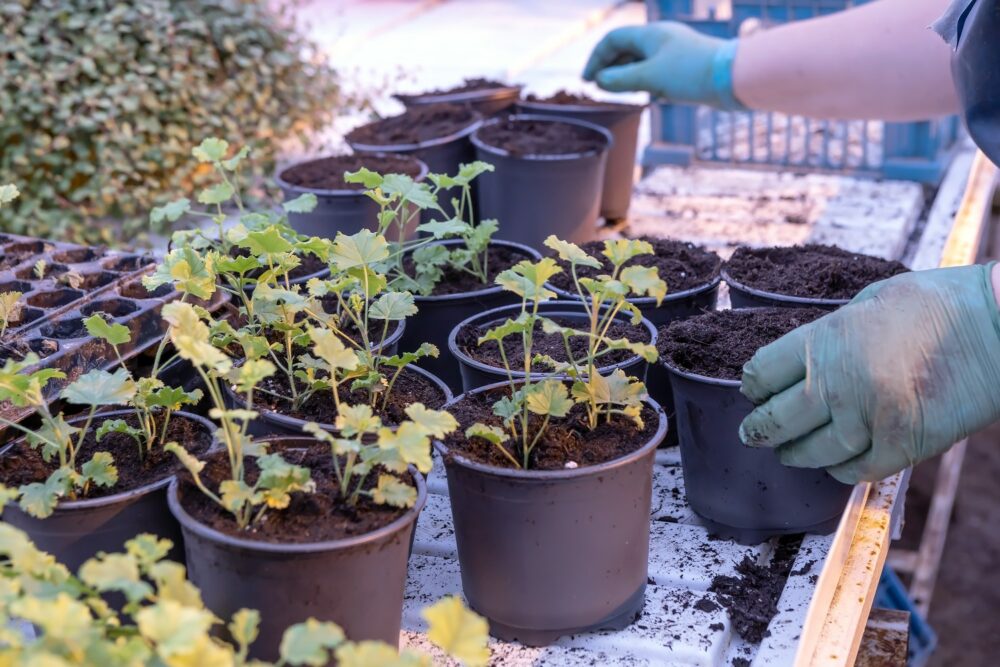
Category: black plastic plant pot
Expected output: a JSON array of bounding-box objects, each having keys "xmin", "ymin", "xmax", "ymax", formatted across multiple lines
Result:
[
  {"xmin": 395, "ymin": 84, "xmax": 523, "ymax": 117},
  {"xmin": 722, "ymin": 267, "xmax": 846, "ymax": 311},
  {"xmin": 471, "ymin": 115, "xmax": 612, "ymax": 250},
  {"xmin": 1, "ymin": 410, "xmax": 215, "ymax": 573},
  {"xmin": 275, "ymin": 154, "xmax": 429, "ymax": 242},
  {"xmin": 347, "ymin": 116, "xmax": 483, "ymax": 181},
  {"xmin": 167, "ymin": 439, "xmax": 426, "ymax": 661},
  {"xmin": 436, "ymin": 382, "xmax": 666, "ymax": 646},
  {"xmin": 663, "ymin": 361, "xmax": 853, "ymax": 545},
  {"xmin": 515, "ymin": 100, "xmax": 645, "ymax": 220},
  {"xmin": 224, "ymin": 364, "xmax": 452, "ymax": 438},
  {"xmin": 448, "ymin": 301, "xmax": 657, "ymax": 393},
  {"xmin": 400, "ymin": 239, "xmax": 542, "ymax": 392}
]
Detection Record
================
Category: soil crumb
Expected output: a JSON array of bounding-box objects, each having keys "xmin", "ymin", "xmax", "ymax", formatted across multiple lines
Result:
[
  {"xmin": 280, "ymin": 154, "xmax": 423, "ymax": 191},
  {"xmin": 476, "ymin": 118, "xmax": 606, "ymax": 156},
  {"xmin": 525, "ymin": 90, "xmax": 641, "ymax": 109},
  {"xmin": 346, "ymin": 104, "xmax": 480, "ymax": 147},
  {"xmin": 658, "ymin": 308, "xmax": 825, "ymax": 381},
  {"xmin": 724, "ymin": 244, "xmax": 908, "ymax": 300}
]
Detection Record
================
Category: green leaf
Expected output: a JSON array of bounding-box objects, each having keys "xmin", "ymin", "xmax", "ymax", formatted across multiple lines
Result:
[
  {"xmin": 603, "ymin": 337, "xmax": 659, "ymax": 363},
  {"xmin": 377, "ymin": 422, "xmax": 433, "ymax": 473},
  {"xmin": 405, "ymin": 404, "xmax": 458, "ymax": 439},
  {"xmin": 0, "ymin": 184, "xmax": 20, "ymax": 205},
  {"xmin": 602, "ymin": 238, "xmax": 654, "ymax": 267},
  {"xmin": 0, "ymin": 483, "xmax": 19, "ymax": 509},
  {"xmin": 240, "ymin": 226, "xmax": 294, "ymax": 256},
  {"xmin": 465, "ymin": 423, "xmax": 508, "ymax": 446},
  {"xmin": 279, "ymin": 619, "xmax": 346, "ymax": 667},
  {"xmin": 478, "ymin": 313, "xmax": 531, "ymax": 344},
  {"xmin": 229, "ymin": 609, "xmax": 261, "ymax": 654},
  {"xmin": 136, "ymin": 600, "xmax": 216, "ymax": 658},
  {"xmin": 380, "ymin": 342, "xmax": 438, "ymax": 368},
  {"xmin": 309, "ymin": 328, "xmax": 361, "ymax": 371},
  {"xmin": 96, "ymin": 418, "xmax": 144, "ymax": 446},
  {"xmin": 84, "ymin": 313, "xmax": 131, "ymax": 346},
  {"xmin": 81, "ymin": 452, "xmax": 118, "ymax": 488},
  {"xmin": 283, "ymin": 193, "xmax": 318, "ymax": 213},
  {"xmin": 197, "ymin": 181, "xmax": 235, "ymax": 206},
  {"xmin": 369, "ymin": 291, "xmax": 416, "ymax": 321},
  {"xmin": 215, "ymin": 254, "xmax": 261, "ymax": 276},
  {"xmin": 381, "ymin": 174, "xmax": 437, "ymax": 209},
  {"xmin": 11, "ymin": 593, "xmax": 94, "ymax": 643},
  {"xmin": 19, "ymin": 468, "xmax": 72, "ymax": 518},
  {"xmin": 165, "ymin": 442, "xmax": 205, "ymax": 476},
  {"xmin": 525, "ymin": 380, "xmax": 573, "ymax": 418},
  {"xmin": 620, "ymin": 265, "xmax": 667, "ymax": 304},
  {"xmin": 234, "ymin": 359, "xmax": 277, "ymax": 393},
  {"xmin": 344, "ymin": 167, "xmax": 383, "ymax": 189},
  {"xmin": 415, "ymin": 219, "xmax": 469, "ymax": 239},
  {"xmin": 371, "ymin": 474, "xmax": 417, "ymax": 508},
  {"xmin": 27, "ymin": 413, "xmax": 78, "ymax": 461},
  {"xmin": 144, "ymin": 385, "xmax": 203, "ymax": 411},
  {"xmin": 334, "ymin": 641, "xmax": 408, "ymax": 667},
  {"xmin": 255, "ymin": 453, "xmax": 315, "ymax": 509},
  {"xmin": 163, "ymin": 302, "xmax": 232, "ymax": 374},
  {"xmin": 62, "ymin": 368, "xmax": 136, "ymax": 406},
  {"xmin": 144, "ymin": 248, "xmax": 216, "ymax": 300},
  {"xmin": 221, "ymin": 145, "xmax": 251, "ymax": 170},
  {"xmin": 454, "ymin": 160, "xmax": 494, "ymax": 184},
  {"xmin": 125, "ymin": 534, "xmax": 173, "ymax": 567},
  {"xmin": 219, "ymin": 479, "xmax": 256, "ymax": 514},
  {"xmin": 492, "ymin": 395, "xmax": 521, "ymax": 423},
  {"xmin": 423, "ymin": 595, "xmax": 490, "ymax": 667},
  {"xmin": 332, "ymin": 405, "xmax": 382, "ymax": 437},
  {"xmin": 495, "ymin": 258, "xmax": 561, "ymax": 301},
  {"xmin": 330, "ymin": 230, "xmax": 389, "ymax": 270},
  {"xmin": 150, "ymin": 198, "xmax": 191, "ymax": 225},
  {"xmin": 192, "ymin": 138, "xmax": 230, "ymax": 162},
  {"xmin": 544, "ymin": 236, "xmax": 602, "ymax": 268},
  {"xmin": 79, "ymin": 552, "xmax": 150, "ymax": 602}
]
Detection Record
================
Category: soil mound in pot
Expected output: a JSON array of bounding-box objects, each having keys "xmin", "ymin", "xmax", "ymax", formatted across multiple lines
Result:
[
  {"xmin": 177, "ymin": 441, "xmax": 414, "ymax": 542},
  {"xmin": 345, "ymin": 104, "xmax": 479, "ymax": 146},
  {"xmin": 0, "ymin": 413, "xmax": 212, "ymax": 498},
  {"xmin": 547, "ymin": 236, "xmax": 721, "ymax": 294},
  {"xmin": 658, "ymin": 308, "xmax": 826, "ymax": 381},
  {"xmin": 475, "ymin": 118, "xmax": 606, "ymax": 156},
  {"xmin": 417, "ymin": 78, "xmax": 509, "ymax": 95},
  {"xmin": 456, "ymin": 315, "xmax": 648, "ymax": 370},
  {"xmin": 279, "ymin": 154, "xmax": 423, "ymax": 191},
  {"xmin": 525, "ymin": 90, "xmax": 640, "ymax": 109},
  {"xmin": 401, "ymin": 244, "xmax": 527, "ymax": 296},
  {"xmin": 724, "ymin": 244, "xmax": 908, "ymax": 300},
  {"xmin": 444, "ymin": 385, "xmax": 659, "ymax": 470}
]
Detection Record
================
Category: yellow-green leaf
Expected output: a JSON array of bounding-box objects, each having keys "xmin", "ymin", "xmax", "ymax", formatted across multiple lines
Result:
[
  {"xmin": 525, "ymin": 380, "xmax": 573, "ymax": 418},
  {"xmin": 404, "ymin": 404, "xmax": 458, "ymax": 439},
  {"xmin": 279, "ymin": 619, "xmax": 346, "ymax": 666},
  {"xmin": 544, "ymin": 236, "xmax": 601, "ymax": 268},
  {"xmin": 371, "ymin": 474, "xmax": 417, "ymax": 508},
  {"xmin": 422, "ymin": 596, "xmax": 490, "ymax": 667}
]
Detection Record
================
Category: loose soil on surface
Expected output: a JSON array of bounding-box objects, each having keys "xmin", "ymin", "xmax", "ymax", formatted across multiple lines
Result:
[
  {"xmin": 708, "ymin": 534, "xmax": 802, "ymax": 643},
  {"xmin": 346, "ymin": 104, "xmax": 480, "ymax": 146},
  {"xmin": 476, "ymin": 119, "xmax": 606, "ymax": 156},
  {"xmin": 724, "ymin": 244, "xmax": 908, "ymax": 300},
  {"xmin": 250, "ymin": 366, "xmax": 446, "ymax": 427},
  {"xmin": 546, "ymin": 236, "xmax": 721, "ymax": 295},
  {"xmin": 402, "ymin": 244, "xmax": 527, "ymax": 296},
  {"xmin": 177, "ymin": 440, "xmax": 413, "ymax": 542},
  {"xmin": 0, "ymin": 413, "xmax": 212, "ymax": 498},
  {"xmin": 280, "ymin": 154, "xmax": 423, "ymax": 191},
  {"xmin": 659, "ymin": 308, "xmax": 825, "ymax": 381},
  {"xmin": 443, "ymin": 385, "xmax": 659, "ymax": 470},
  {"xmin": 525, "ymin": 90, "xmax": 640, "ymax": 109},
  {"xmin": 456, "ymin": 314, "xmax": 648, "ymax": 370},
  {"xmin": 409, "ymin": 78, "xmax": 509, "ymax": 96}
]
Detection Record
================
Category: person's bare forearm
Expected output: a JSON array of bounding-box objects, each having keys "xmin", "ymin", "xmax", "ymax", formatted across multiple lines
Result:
[{"xmin": 733, "ymin": 0, "xmax": 959, "ymax": 120}]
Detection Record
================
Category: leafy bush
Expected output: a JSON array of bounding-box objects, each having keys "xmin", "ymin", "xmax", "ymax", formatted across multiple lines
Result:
[{"xmin": 0, "ymin": 0, "xmax": 345, "ymax": 243}]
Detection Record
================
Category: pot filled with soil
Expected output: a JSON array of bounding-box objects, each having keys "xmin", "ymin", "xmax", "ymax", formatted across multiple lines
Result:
[
  {"xmin": 276, "ymin": 153, "xmax": 428, "ymax": 241},
  {"xmin": 398, "ymin": 238, "xmax": 542, "ymax": 391},
  {"xmin": 449, "ymin": 301, "xmax": 656, "ymax": 392},
  {"xmin": 517, "ymin": 92, "xmax": 645, "ymax": 220},
  {"xmin": 659, "ymin": 308, "xmax": 853, "ymax": 544},
  {"xmin": 346, "ymin": 103, "xmax": 483, "ymax": 180},
  {"xmin": 168, "ymin": 436, "xmax": 426, "ymax": 661},
  {"xmin": 722, "ymin": 244, "xmax": 909, "ymax": 310},
  {"xmin": 0, "ymin": 409, "xmax": 215, "ymax": 572},
  {"xmin": 436, "ymin": 380, "xmax": 666, "ymax": 646},
  {"xmin": 470, "ymin": 115, "xmax": 612, "ymax": 249},
  {"xmin": 395, "ymin": 78, "xmax": 523, "ymax": 117}
]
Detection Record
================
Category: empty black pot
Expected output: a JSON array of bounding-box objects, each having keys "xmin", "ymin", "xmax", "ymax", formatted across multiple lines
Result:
[
  {"xmin": 1, "ymin": 410, "xmax": 215, "ymax": 572},
  {"xmin": 276, "ymin": 153, "xmax": 428, "ymax": 242},
  {"xmin": 437, "ymin": 382, "xmax": 666, "ymax": 646},
  {"xmin": 722, "ymin": 267, "xmax": 846, "ymax": 311},
  {"xmin": 167, "ymin": 439, "xmax": 426, "ymax": 661},
  {"xmin": 395, "ymin": 84, "xmax": 523, "ymax": 117},
  {"xmin": 400, "ymin": 239, "xmax": 542, "ymax": 392},
  {"xmin": 662, "ymin": 360, "xmax": 853, "ymax": 545},
  {"xmin": 448, "ymin": 301, "xmax": 656, "ymax": 393},
  {"xmin": 471, "ymin": 115, "xmax": 611, "ymax": 249},
  {"xmin": 515, "ymin": 99, "xmax": 645, "ymax": 220}
]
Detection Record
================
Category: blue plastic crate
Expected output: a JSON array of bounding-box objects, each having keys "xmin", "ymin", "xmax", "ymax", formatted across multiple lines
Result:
[
  {"xmin": 642, "ymin": 0, "xmax": 961, "ymax": 183},
  {"xmin": 874, "ymin": 567, "xmax": 938, "ymax": 667}
]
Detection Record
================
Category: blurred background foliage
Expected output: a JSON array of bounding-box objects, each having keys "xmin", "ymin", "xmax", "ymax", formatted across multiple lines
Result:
[{"xmin": 0, "ymin": 0, "xmax": 349, "ymax": 245}]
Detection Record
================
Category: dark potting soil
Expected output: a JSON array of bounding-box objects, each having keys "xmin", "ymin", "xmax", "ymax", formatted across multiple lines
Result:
[
  {"xmin": 709, "ymin": 534, "xmax": 802, "ymax": 643},
  {"xmin": 413, "ymin": 78, "xmax": 510, "ymax": 95},
  {"xmin": 546, "ymin": 236, "xmax": 721, "ymax": 295},
  {"xmin": 443, "ymin": 385, "xmax": 659, "ymax": 470},
  {"xmin": 476, "ymin": 119, "xmax": 606, "ymax": 157},
  {"xmin": 251, "ymin": 366, "xmax": 446, "ymax": 427},
  {"xmin": 346, "ymin": 104, "xmax": 480, "ymax": 146},
  {"xmin": 279, "ymin": 154, "xmax": 423, "ymax": 191},
  {"xmin": 525, "ymin": 90, "xmax": 641, "ymax": 109},
  {"xmin": 455, "ymin": 315, "xmax": 648, "ymax": 371},
  {"xmin": 0, "ymin": 413, "xmax": 212, "ymax": 498},
  {"xmin": 177, "ymin": 440, "xmax": 413, "ymax": 542},
  {"xmin": 658, "ymin": 308, "xmax": 826, "ymax": 381},
  {"xmin": 401, "ymin": 244, "xmax": 527, "ymax": 296},
  {"xmin": 724, "ymin": 244, "xmax": 909, "ymax": 300}
]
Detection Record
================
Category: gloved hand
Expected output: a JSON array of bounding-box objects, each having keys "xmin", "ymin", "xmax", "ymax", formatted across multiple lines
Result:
[
  {"xmin": 739, "ymin": 264, "xmax": 1000, "ymax": 484},
  {"xmin": 582, "ymin": 22, "xmax": 745, "ymax": 110}
]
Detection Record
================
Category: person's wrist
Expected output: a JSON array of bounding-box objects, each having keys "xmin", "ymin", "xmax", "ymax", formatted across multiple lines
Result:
[{"xmin": 709, "ymin": 39, "xmax": 749, "ymax": 111}]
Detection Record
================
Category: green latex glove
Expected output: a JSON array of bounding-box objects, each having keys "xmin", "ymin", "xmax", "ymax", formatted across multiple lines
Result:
[
  {"xmin": 582, "ymin": 22, "xmax": 746, "ymax": 110},
  {"xmin": 739, "ymin": 264, "xmax": 1000, "ymax": 484}
]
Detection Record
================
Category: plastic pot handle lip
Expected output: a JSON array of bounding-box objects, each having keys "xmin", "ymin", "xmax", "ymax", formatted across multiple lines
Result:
[
  {"xmin": 274, "ymin": 152, "xmax": 430, "ymax": 198},
  {"xmin": 394, "ymin": 84, "xmax": 524, "ymax": 106},
  {"xmin": 166, "ymin": 442, "xmax": 428, "ymax": 554},
  {"xmin": 346, "ymin": 113, "xmax": 485, "ymax": 154},
  {"xmin": 0, "ymin": 409, "xmax": 219, "ymax": 512},
  {"xmin": 720, "ymin": 266, "xmax": 849, "ymax": 308},
  {"xmin": 434, "ymin": 379, "xmax": 667, "ymax": 481},
  {"xmin": 515, "ymin": 99, "xmax": 649, "ymax": 113},
  {"xmin": 409, "ymin": 238, "xmax": 543, "ymax": 304},
  {"xmin": 471, "ymin": 113, "xmax": 614, "ymax": 161},
  {"xmin": 545, "ymin": 273, "xmax": 723, "ymax": 306},
  {"xmin": 446, "ymin": 301, "xmax": 657, "ymax": 380}
]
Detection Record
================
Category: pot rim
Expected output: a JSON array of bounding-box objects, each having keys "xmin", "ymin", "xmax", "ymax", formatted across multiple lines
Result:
[
  {"xmin": 1, "ymin": 409, "xmax": 217, "ymax": 511},
  {"xmin": 471, "ymin": 114, "xmax": 613, "ymax": 161},
  {"xmin": 394, "ymin": 84, "xmax": 523, "ymax": 106},
  {"xmin": 720, "ymin": 266, "xmax": 848, "ymax": 308},
  {"xmin": 410, "ymin": 239, "xmax": 542, "ymax": 303},
  {"xmin": 660, "ymin": 356, "xmax": 742, "ymax": 388},
  {"xmin": 545, "ymin": 273, "xmax": 722, "ymax": 307},
  {"xmin": 347, "ymin": 111, "xmax": 485, "ymax": 153},
  {"xmin": 167, "ymin": 436, "xmax": 427, "ymax": 553},
  {"xmin": 223, "ymin": 363, "xmax": 453, "ymax": 433},
  {"xmin": 447, "ymin": 301, "xmax": 657, "ymax": 380},
  {"xmin": 515, "ymin": 98, "xmax": 648, "ymax": 114},
  {"xmin": 434, "ymin": 379, "xmax": 667, "ymax": 480},
  {"xmin": 274, "ymin": 152, "xmax": 430, "ymax": 198}
]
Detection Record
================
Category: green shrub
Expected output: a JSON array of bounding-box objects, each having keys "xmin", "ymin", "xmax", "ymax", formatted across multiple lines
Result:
[{"xmin": 0, "ymin": 0, "xmax": 345, "ymax": 244}]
